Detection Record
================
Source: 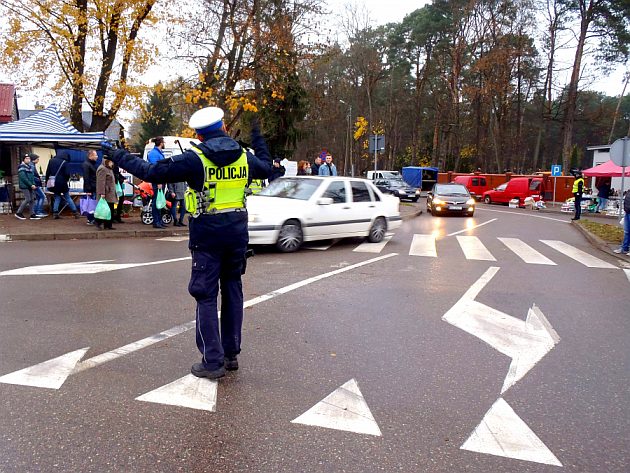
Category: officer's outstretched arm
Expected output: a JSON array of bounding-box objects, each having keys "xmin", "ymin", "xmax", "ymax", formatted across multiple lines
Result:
[
  {"xmin": 247, "ymin": 124, "xmax": 273, "ymax": 179},
  {"xmin": 106, "ymin": 147, "xmax": 201, "ymax": 185}
]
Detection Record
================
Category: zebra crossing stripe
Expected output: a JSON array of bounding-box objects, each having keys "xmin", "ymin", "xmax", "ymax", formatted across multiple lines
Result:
[
  {"xmin": 353, "ymin": 234, "xmax": 393, "ymax": 253},
  {"xmin": 540, "ymin": 240, "xmax": 617, "ymax": 269},
  {"xmin": 409, "ymin": 234, "xmax": 437, "ymax": 257},
  {"xmin": 457, "ymin": 236, "xmax": 496, "ymax": 261},
  {"xmin": 498, "ymin": 238, "xmax": 556, "ymax": 265}
]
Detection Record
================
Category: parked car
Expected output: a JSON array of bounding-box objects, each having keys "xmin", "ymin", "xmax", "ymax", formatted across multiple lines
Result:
[
  {"xmin": 373, "ymin": 178, "xmax": 421, "ymax": 202},
  {"xmin": 247, "ymin": 176, "xmax": 402, "ymax": 252},
  {"xmin": 453, "ymin": 175, "xmax": 489, "ymax": 200},
  {"xmin": 366, "ymin": 170, "xmax": 400, "ymax": 180},
  {"xmin": 426, "ymin": 183, "xmax": 475, "ymax": 217},
  {"xmin": 482, "ymin": 177, "xmax": 544, "ymax": 206}
]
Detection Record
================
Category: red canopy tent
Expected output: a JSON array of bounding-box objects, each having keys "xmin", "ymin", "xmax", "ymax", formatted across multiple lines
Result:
[{"xmin": 582, "ymin": 160, "xmax": 630, "ymax": 177}]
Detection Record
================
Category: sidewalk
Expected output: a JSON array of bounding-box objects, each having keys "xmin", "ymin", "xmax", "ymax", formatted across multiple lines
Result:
[{"xmin": 0, "ymin": 204, "xmax": 424, "ymax": 242}]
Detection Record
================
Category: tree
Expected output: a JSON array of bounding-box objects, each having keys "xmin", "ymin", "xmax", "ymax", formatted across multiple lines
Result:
[
  {"xmin": 559, "ymin": 0, "xmax": 630, "ymax": 172},
  {"xmin": 136, "ymin": 83, "xmax": 175, "ymax": 149},
  {"xmin": 0, "ymin": 0, "xmax": 159, "ymax": 131}
]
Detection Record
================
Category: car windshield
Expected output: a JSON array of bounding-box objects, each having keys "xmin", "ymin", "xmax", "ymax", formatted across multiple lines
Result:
[
  {"xmin": 435, "ymin": 184, "xmax": 469, "ymax": 195},
  {"xmin": 385, "ymin": 179, "xmax": 406, "ymax": 188},
  {"xmin": 380, "ymin": 171, "xmax": 400, "ymax": 179},
  {"xmin": 257, "ymin": 177, "xmax": 320, "ymax": 200}
]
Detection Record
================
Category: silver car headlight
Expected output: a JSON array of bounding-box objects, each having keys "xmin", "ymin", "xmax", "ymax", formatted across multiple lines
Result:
[
  {"xmin": 398, "ymin": 189, "xmax": 406, "ymax": 195},
  {"xmin": 466, "ymin": 198, "xmax": 475, "ymax": 205}
]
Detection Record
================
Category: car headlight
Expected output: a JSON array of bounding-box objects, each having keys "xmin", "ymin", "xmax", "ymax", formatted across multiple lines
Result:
[
  {"xmin": 432, "ymin": 198, "xmax": 445, "ymax": 205},
  {"xmin": 398, "ymin": 189, "xmax": 406, "ymax": 195},
  {"xmin": 466, "ymin": 198, "xmax": 475, "ymax": 205},
  {"xmin": 415, "ymin": 190, "xmax": 421, "ymax": 195}
]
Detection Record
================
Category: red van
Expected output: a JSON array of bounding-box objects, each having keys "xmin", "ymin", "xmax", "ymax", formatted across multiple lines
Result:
[
  {"xmin": 453, "ymin": 175, "xmax": 489, "ymax": 200},
  {"xmin": 482, "ymin": 177, "xmax": 544, "ymax": 206}
]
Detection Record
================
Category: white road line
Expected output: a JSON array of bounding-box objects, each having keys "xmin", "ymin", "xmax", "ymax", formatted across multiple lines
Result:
[
  {"xmin": 353, "ymin": 234, "xmax": 393, "ymax": 253},
  {"xmin": 305, "ymin": 240, "xmax": 337, "ymax": 251},
  {"xmin": 156, "ymin": 236, "xmax": 189, "ymax": 242},
  {"xmin": 540, "ymin": 240, "xmax": 617, "ymax": 268},
  {"xmin": 498, "ymin": 238, "xmax": 556, "ymax": 265},
  {"xmin": 0, "ymin": 253, "xmax": 399, "ymax": 389},
  {"xmin": 478, "ymin": 207, "xmax": 568, "ymax": 223},
  {"xmin": 409, "ymin": 234, "xmax": 437, "ymax": 257},
  {"xmin": 625, "ymin": 269, "xmax": 630, "ymax": 284},
  {"xmin": 457, "ymin": 236, "xmax": 496, "ymax": 261},
  {"xmin": 447, "ymin": 218, "xmax": 498, "ymax": 237}
]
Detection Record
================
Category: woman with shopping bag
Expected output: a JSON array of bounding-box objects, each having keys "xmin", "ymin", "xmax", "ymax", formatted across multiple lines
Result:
[{"xmin": 95, "ymin": 158, "xmax": 117, "ymax": 230}]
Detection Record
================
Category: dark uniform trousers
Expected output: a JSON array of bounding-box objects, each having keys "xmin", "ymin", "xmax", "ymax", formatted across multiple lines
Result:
[
  {"xmin": 574, "ymin": 194, "xmax": 582, "ymax": 219},
  {"xmin": 188, "ymin": 246, "xmax": 246, "ymax": 370}
]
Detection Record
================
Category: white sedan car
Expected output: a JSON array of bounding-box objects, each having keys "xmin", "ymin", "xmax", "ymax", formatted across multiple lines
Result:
[{"xmin": 247, "ymin": 176, "xmax": 402, "ymax": 252}]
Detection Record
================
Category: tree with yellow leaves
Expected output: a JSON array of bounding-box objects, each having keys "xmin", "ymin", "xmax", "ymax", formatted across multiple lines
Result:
[{"xmin": 0, "ymin": 0, "xmax": 159, "ymax": 131}]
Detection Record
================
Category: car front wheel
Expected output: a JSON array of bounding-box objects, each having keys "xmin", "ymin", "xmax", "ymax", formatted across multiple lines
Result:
[
  {"xmin": 276, "ymin": 220, "xmax": 303, "ymax": 252},
  {"xmin": 484, "ymin": 196, "xmax": 491, "ymax": 204},
  {"xmin": 368, "ymin": 217, "xmax": 387, "ymax": 243}
]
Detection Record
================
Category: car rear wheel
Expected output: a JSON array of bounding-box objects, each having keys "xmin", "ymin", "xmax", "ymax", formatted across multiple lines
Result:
[
  {"xmin": 484, "ymin": 196, "xmax": 491, "ymax": 204},
  {"xmin": 276, "ymin": 220, "xmax": 303, "ymax": 252},
  {"xmin": 368, "ymin": 217, "xmax": 387, "ymax": 243}
]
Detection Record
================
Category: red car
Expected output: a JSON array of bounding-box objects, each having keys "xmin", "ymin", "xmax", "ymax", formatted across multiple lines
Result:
[
  {"xmin": 453, "ymin": 175, "xmax": 489, "ymax": 200},
  {"xmin": 482, "ymin": 177, "xmax": 544, "ymax": 206}
]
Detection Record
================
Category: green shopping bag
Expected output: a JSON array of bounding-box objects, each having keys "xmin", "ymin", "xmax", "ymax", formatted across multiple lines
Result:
[
  {"xmin": 94, "ymin": 198, "xmax": 111, "ymax": 220},
  {"xmin": 115, "ymin": 181, "xmax": 123, "ymax": 198},
  {"xmin": 156, "ymin": 189, "xmax": 167, "ymax": 209}
]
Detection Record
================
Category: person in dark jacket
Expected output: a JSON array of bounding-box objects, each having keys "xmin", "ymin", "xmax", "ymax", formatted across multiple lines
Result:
[
  {"xmin": 112, "ymin": 164, "xmax": 127, "ymax": 224},
  {"xmin": 167, "ymin": 180, "xmax": 187, "ymax": 226},
  {"xmin": 45, "ymin": 150, "xmax": 79, "ymax": 219},
  {"xmin": 596, "ymin": 180, "xmax": 610, "ymax": 213},
  {"xmin": 268, "ymin": 158, "xmax": 285, "ymax": 182},
  {"xmin": 614, "ymin": 190, "xmax": 630, "ymax": 256},
  {"xmin": 103, "ymin": 107, "xmax": 272, "ymax": 379},
  {"xmin": 82, "ymin": 150, "xmax": 99, "ymax": 224},
  {"xmin": 311, "ymin": 156, "xmax": 322, "ymax": 176},
  {"xmin": 15, "ymin": 155, "xmax": 38, "ymax": 220},
  {"xmin": 29, "ymin": 154, "xmax": 47, "ymax": 218}
]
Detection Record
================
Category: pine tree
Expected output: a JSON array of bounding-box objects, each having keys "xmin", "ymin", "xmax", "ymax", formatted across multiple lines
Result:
[{"xmin": 137, "ymin": 84, "xmax": 175, "ymax": 149}]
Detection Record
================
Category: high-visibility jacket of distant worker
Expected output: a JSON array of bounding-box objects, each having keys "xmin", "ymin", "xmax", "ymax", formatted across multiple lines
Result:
[
  {"xmin": 248, "ymin": 179, "xmax": 265, "ymax": 195},
  {"xmin": 185, "ymin": 145, "xmax": 248, "ymax": 217},
  {"xmin": 572, "ymin": 177, "xmax": 584, "ymax": 195}
]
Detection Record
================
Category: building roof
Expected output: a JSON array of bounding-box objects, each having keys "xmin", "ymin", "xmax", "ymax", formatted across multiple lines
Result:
[{"xmin": 0, "ymin": 84, "xmax": 17, "ymax": 123}]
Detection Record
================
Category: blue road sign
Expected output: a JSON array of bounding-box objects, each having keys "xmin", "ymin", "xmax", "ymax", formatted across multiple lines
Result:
[{"xmin": 551, "ymin": 165, "xmax": 562, "ymax": 177}]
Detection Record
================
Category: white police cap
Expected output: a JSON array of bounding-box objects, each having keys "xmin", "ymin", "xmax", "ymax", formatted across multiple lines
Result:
[{"xmin": 189, "ymin": 107, "xmax": 225, "ymax": 133}]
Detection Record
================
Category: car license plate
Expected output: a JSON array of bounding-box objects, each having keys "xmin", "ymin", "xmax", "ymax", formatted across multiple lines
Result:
[{"xmin": 449, "ymin": 206, "xmax": 462, "ymax": 210}]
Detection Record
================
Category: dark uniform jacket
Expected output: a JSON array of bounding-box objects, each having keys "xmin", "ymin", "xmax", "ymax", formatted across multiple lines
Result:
[
  {"xmin": 45, "ymin": 151, "xmax": 72, "ymax": 193},
  {"xmin": 110, "ymin": 127, "xmax": 272, "ymax": 252},
  {"xmin": 624, "ymin": 191, "xmax": 630, "ymax": 214},
  {"xmin": 83, "ymin": 159, "xmax": 98, "ymax": 193}
]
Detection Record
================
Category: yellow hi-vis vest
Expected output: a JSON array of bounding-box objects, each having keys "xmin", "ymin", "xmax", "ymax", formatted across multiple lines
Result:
[
  {"xmin": 249, "ymin": 179, "xmax": 264, "ymax": 195},
  {"xmin": 185, "ymin": 146, "xmax": 248, "ymax": 217},
  {"xmin": 572, "ymin": 177, "xmax": 584, "ymax": 194}
]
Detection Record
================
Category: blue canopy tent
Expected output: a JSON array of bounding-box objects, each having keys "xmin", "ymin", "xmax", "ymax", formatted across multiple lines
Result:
[
  {"xmin": 402, "ymin": 166, "xmax": 439, "ymax": 191},
  {"xmin": 0, "ymin": 104, "xmax": 105, "ymax": 149}
]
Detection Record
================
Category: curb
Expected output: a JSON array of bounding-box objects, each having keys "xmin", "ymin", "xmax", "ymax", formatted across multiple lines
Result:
[
  {"xmin": 571, "ymin": 220, "xmax": 629, "ymax": 264},
  {"xmin": 1, "ymin": 228, "xmax": 189, "ymax": 242}
]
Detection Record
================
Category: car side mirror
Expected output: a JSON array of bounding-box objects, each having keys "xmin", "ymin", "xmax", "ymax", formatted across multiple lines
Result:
[{"xmin": 317, "ymin": 197, "xmax": 334, "ymax": 205}]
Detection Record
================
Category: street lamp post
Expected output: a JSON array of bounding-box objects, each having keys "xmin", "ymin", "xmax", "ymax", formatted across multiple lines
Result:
[{"xmin": 340, "ymin": 100, "xmax": 352, "ymax": 176}]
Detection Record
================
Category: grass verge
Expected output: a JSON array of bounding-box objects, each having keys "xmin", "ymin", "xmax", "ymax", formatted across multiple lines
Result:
[{"xmin": 579, "ymin": 218, "xmax": 624, "ymax": 244}]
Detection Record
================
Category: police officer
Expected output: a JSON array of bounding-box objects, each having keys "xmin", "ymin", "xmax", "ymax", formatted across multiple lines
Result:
[
  {"xmin": 571, "ymin": 169, "xmax": 585, "ymax": 221},
  {"xmin": 102, "ymin": 107, "xmax": 272, "ymax": 379}
]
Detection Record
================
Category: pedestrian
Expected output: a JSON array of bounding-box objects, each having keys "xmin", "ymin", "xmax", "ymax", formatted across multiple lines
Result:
[
  {"xmin": 268, "ymin": 158, "xmax": 286, "ymax": 182},
  {"xmin": 45, "ymin": 150, "xmax": 79, "ymax": 219},
  {"xmin": 102, "ymin": 106, "xmax": 273, "ymax": 379},
  {"xmin": 596, "ymin": 180, "xmax": 610, "ymax": 213},
  {"xmin": 297, "ymin": 160, "xmax": 311, "ymax": 176},
  {"xmin": 29, "ymin": 154, "xmax": 48, "ymax": 218},
  {"xmin": 95, "ymin": 158, "xmax": 117, "ymax": 230},
  {"xmin": 168, "ymin": 180, "xmax": 187, "ymax": 226},
  {"xmin": 15, "ymin": 155, "xmax": 39, "ymax": 220},
  {"xmin": 318, "ymin": 154, "xmax": 338, "ymax": 176},
  {"xmin": 312, "ymin": 155, "xmax": 322, "ymax": 176},
  {"xmin": 112, "ymin": 164, "xmax": 127, "ymax": 224},
  {"xmin": 571, "ymin": 169, "xmax": 584, "ymax": 221},
  {"xmin": 82, "ymin": 150, "xmax": 99, "ymax": 225},
  {"xmin": 614, "ymin": 190, "xmax": 630, "ymax": 256},
  {"xmin": 148, "ymin": 136, "xmax": 167, "ymax": 229}
]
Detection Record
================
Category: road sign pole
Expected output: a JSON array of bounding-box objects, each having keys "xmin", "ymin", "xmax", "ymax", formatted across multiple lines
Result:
[
  {"xmin": 553, "ymin": 177, "xmax": 557, "ymax": 207},
  {"xmin": 620, "ymin": 137, "xmax": 627, "ymax": 216}
]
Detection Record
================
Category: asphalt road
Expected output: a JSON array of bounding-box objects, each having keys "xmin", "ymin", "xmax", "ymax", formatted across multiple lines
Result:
[{"xmin": 0, "ymin": 205, "xmax": 628, "ymax": 472}]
